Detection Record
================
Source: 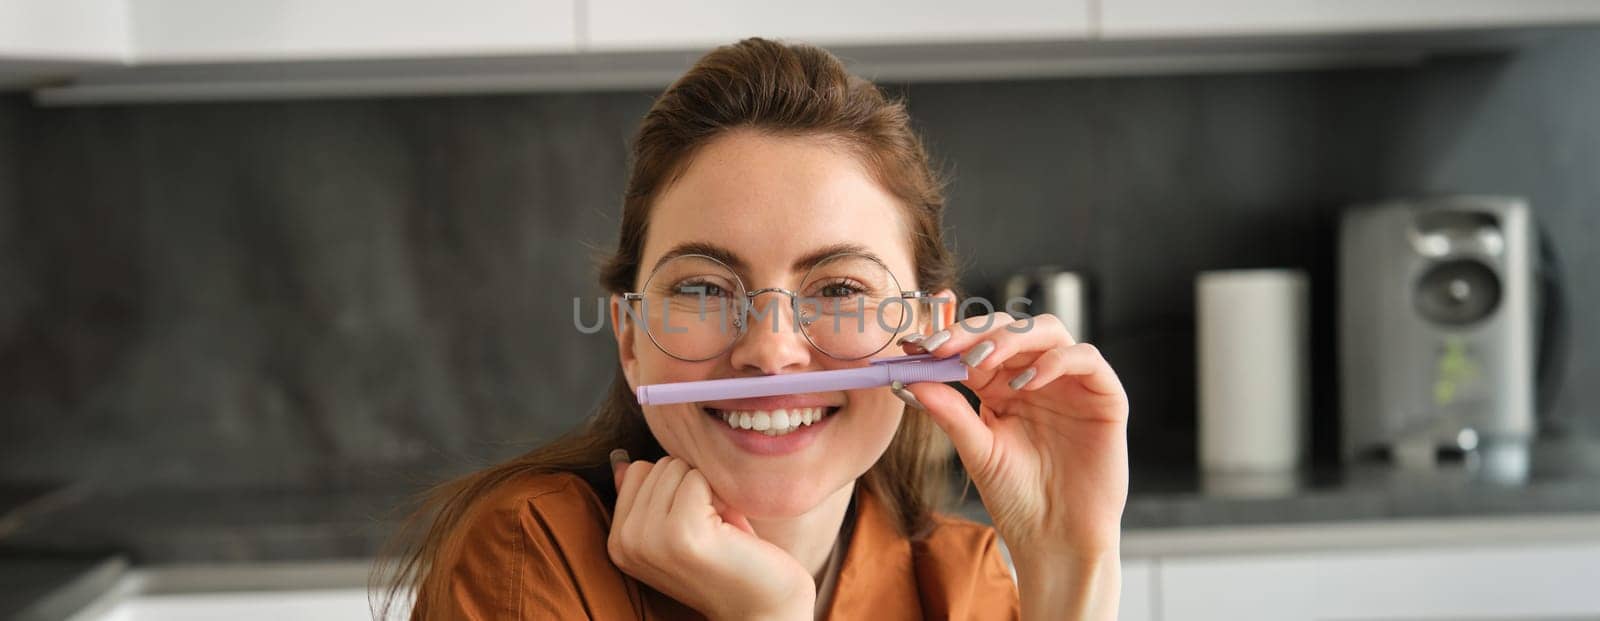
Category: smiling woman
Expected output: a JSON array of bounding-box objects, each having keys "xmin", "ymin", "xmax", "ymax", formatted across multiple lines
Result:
[{"xmin": 374, "ymin": 36, "xmax": 1128, "ymax": 621}]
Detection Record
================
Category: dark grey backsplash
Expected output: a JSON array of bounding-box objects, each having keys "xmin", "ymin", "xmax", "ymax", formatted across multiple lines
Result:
[{"xmin": 2, "ymin": 31, "xmax": 1596, "ymax": 491}]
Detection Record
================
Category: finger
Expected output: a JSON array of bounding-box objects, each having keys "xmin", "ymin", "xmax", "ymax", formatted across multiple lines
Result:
[
  {"xmin": 613, "ymin": 460, "xmax": 653, "ymax": 525},
  {"xmin": 622, "ymin": 457, "xmax": 677, "ymax": 555},
  {"xmin": 717, "ymin": 503, "xmax": 757, "ymax": 535},
  {"xmin": 959, "ymin": 314, "xmax": 1077, "ymax": 373},
  {"xmin": 635, "ymin": 457, "xmax": 674, "ymax": 517},
  {"xmin": 919, "ymin": 312, "xmax": 1018, "ymax": 358},
  {"xmin": 920, "ymin": 313, "xmax": 1072, "ymax": 399},
  {"xmin": 899, "ymin": 381, "xmax": 995, "ymax": 472},
  {"xmin": 913, "ymin": 312, "xmax": 1014, "ymax": 391},
  {"xmin": 673, "ymin": 468, "xmax": 752, "ymax": 536},
  {"xmin": 672, "ymin": 468, "xmax": 713, "ymax": 516},
  {"xmin": 646, "ymin": 456, "xmax": 691, "ymax": 517},
  {"xmin": 1018, "ymin": 342, "xmax": 1125, "ymax": 399},
  {"xmin": 968, "ymin": 348, "xmax": 1046, "ymax": 393},
  {"xmin": 702, "ymin": 481, "xmax": 757, "ymax": 535},
  {"xmin": 610, "ymin": 448, "xmax": 630, "ymax": 491}
]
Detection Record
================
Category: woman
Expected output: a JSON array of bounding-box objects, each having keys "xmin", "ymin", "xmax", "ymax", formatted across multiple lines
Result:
[{"xmin": 376, "ymin": 37, "xmax": 1129, "ymax": 621}]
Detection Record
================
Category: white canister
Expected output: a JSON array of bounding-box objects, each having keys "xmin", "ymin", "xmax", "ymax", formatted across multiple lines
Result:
[{"xmin": 1196, "ymin": 269, "xmax": 1311, "ymax": 477}]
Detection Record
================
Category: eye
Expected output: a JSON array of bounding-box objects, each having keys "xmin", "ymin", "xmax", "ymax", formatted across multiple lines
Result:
[
  {"xmin": 818, "ymin": 280, "xmax": 866, "ymax": 298},
  {"xmin": 674, "ymin": 279, "xmax": 732, "ymax": 297}
]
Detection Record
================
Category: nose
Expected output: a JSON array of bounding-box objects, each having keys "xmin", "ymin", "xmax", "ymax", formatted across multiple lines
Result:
[{"xmin": 728, "ymin": 291, "xmax": 815, "ymax": 375}]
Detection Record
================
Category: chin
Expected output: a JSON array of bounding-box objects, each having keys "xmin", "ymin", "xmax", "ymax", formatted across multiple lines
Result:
[{"xmin": 719, "ymin": 472, "xmax": 844, "ymax": 519}]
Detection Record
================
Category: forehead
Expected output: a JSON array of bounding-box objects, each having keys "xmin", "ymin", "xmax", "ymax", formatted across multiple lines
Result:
[{"xmin": 637, "ymin": 131, "xmax": 914, "ymax": 286}]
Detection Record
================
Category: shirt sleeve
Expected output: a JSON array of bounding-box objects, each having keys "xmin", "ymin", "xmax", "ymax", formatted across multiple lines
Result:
[
  {"xmin": 913, "ymin": 521, "xmax": 1022, "ymax": 620},
  {"xmin": 427, "ymin": 475, "xmax": 644, "ymax": 620}
]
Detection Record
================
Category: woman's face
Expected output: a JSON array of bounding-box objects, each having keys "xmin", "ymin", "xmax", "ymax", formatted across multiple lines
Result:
[{"xmin": 611, "ymin": 130, "xmax": 947, "ymax": 519}]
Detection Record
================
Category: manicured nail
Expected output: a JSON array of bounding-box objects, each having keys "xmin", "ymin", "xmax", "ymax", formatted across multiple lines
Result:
[
  {"xmin": 889, "ymin": 380, "xmax": 927, "ymax": 411},
  {"xmin": 1009, "ymin": 367, "xmax": 1037, "ymax": 391},
  {"xmin": 609, "ymin": 448, "xmax": 630, "ymax": 468},
  {"xmin": 898, "ymin": 334, "xmax": 925, "ymax": 345},
  {"xmin": 962, "ymin": 341, "xmax": 996, "ymax": 367},
  {"xmin": 921, "ymin": 329, "xmax": 952, "ymax": 351}
]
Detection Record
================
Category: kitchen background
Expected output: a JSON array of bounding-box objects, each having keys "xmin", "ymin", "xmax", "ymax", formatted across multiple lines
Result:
[
  {"xmin": 3, "ymin": 9, "xmax": 1600, "ymax": 621},
  {"xmin": 3, "ymin": 31, "xmax": 1597, "ymax": 490}
]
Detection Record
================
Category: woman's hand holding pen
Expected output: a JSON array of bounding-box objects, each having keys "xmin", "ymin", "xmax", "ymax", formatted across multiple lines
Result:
[{"xmin": 896, "ymin": 312, "xmax": 1129, "ymax": 621}]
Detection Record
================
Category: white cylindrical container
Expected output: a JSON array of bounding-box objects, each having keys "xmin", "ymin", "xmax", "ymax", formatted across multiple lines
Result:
[{"xmin": 1196, "ymin": 269, "xmax": 1310, "ymax": 479}]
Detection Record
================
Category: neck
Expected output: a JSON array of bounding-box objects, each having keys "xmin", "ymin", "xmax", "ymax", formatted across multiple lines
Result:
[{"xmin": 747, "ymin": 480, "xmax": 855, "ymax": 583}]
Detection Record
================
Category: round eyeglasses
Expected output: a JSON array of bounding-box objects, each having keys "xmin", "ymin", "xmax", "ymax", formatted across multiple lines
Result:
[{"xmin": 621, "ymin": 252, "xmax": 934, "ymax": 361}]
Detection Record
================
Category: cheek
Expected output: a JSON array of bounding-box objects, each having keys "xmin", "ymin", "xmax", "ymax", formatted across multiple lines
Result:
[
  {"xmin": 633, "ymin": 350, "xmax": 721, "ymax": 463},
  {"xmin": 639, "ymin": 405, "xmax": 703, "ymax": 458},
  {"xmin": 641, "ymin": 410, "xmax": 732, "ymax": 503},
  {"xmin": 832, "ymin": 390, "xmax": 905, "ymax": 459}
]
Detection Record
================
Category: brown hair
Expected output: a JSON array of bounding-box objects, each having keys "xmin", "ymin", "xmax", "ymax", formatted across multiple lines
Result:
[{"xmin": 372, "ymin": 37, "xmax": 962, "ymax": 620}]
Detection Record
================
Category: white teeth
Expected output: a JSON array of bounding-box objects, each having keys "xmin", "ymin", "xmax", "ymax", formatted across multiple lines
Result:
[{"xmin": 710, "ymin": 407, "xmax": 834, "ymax": 436}]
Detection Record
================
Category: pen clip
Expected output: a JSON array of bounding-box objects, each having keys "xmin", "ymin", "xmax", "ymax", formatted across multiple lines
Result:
[{"xmin": 869, "ymin": 353, "xmax": 938, "ymax": 365}]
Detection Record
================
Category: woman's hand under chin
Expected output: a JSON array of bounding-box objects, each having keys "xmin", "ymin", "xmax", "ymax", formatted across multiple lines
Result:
[
  {"xmin": 609, "ymin": 453, "xmax": 816, "ymax": 621},
  {"xmin": 895, "ymin": 312, "xmax": 1129, "ymax": 621}
]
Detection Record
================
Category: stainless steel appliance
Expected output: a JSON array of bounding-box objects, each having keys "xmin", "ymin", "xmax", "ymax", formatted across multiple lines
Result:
[
  {"xmin": 1339, "ymin": 196, "xmax": 1539, "ymax": 478},
  {"xmin": 1000, "ymin": 267, "xmax": 1088, "ymax": 342}
]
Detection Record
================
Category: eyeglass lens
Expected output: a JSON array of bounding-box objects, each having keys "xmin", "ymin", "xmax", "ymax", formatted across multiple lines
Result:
[{"xmin": 631, "ymin": 253, "xmax": 914, "ymax": 361}]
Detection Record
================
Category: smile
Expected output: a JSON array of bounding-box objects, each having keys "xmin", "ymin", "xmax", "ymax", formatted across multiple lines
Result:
[{"xmin": 703, "ymin": 406, "xmax": 841, "ymax": 436}]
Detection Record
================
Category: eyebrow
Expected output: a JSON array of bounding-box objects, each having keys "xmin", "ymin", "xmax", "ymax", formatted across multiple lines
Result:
[{"xmin": 650, "ymin": 241, "xmax": 883, "ymax": 279}]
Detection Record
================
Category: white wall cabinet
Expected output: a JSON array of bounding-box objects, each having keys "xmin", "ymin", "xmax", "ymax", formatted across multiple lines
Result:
[
  {"xmin": 0, "ymin": 0, "xmax": 126, "ymax": 62},
  {"xmin": 0, "ymin": 0, "xmax": 126, "ymax": 88},
  {"xmin": 584, "ymin": 0, "xmax": 1092, "ymax": 51},
  {"xmin": 8, "ymin": 0, "xmax": 1600, "ymax": 102},
  {"xmin": 1099, "ymin": 0, "xmax": 1600, "ymax": 39},
  {"xmin": 1119, "ymin": 558, "xmax": 1155, "ymax": 621},
  {"xmin": 1155, "ymin": 541, "xmax": 1600, "ymax": 621},
  {"xmin": 127, "ymin": 0, "xmax": 577, "ymax": 62}
]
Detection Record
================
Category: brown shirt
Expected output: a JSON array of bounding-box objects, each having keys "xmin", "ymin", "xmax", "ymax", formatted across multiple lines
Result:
[{"xmin": 423, "ymin": 468, "xmax": 1020, "ymax": 620}]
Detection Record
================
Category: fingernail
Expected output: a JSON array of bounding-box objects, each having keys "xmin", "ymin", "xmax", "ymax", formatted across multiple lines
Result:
[
  {"xmin": 1008, "ymin": 367, "xmax": 1037, "ymax": 391},
  {"xmin": 609, "ymin": 448, "xmax": 630, "ymax": 468},
  {"xmin": 889, "ymin": 380, "xmax": 927, "ymax": 411},
  {"xmin": 921, "ymin": 329, "xmax": 952, "ymax": 351},
  {"xmin": 898, "ymin": 334, "xmax": 925, "ymax": 345},
  {"xmin": 962, "ymin": 341, "xmax": 995, "ymax": 367}
]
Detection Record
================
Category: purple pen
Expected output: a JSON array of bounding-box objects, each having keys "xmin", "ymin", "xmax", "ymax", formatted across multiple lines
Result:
[{"xmin": 634, "ymin": 354, "xmax": 968, "ymax": 406}]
